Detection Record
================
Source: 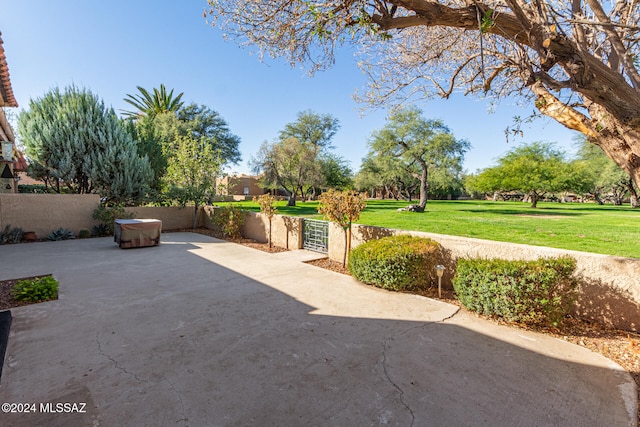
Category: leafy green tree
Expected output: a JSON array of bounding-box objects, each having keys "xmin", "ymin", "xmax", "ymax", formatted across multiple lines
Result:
[
  {"xmin": 574, "ymin": 136, "xmax": 634, "ymax": 205},
  {"xmin": 122, "ymin": 84, "xmax": 184, "ymax": 120},
  {"xmin": 279, "ymin": 110, "xmax": 340, "ymax": 156},
  {"xmin": 177, "ymin": 104, "xmax": 242, "ymax": 166},
  {"xmin": 164, "ymin": 129, "xmax": 222, "ymax": 228},
  {"xmin": 251, "ymin": 137, "xmax": 321, "ymax": 206},
  {"xmin": 355, "ymin": 152, "xmax": 419, "ymax": 200},
  {"xmin": 466, "ymin": 142, "xmax": 582, "ymax": 208},
  {"xmin": 18, "ymin": 86, "xmax": 152, "ymax": 202},
  {"xmin": 124, "ymin": 117, "xmax": 166, "ymax": 193},
  {"xmin": 130, "ymin": 104, "xmax": 242, "ymax": 200},
  {"xmin": 367, "ymin": 106, "xmax": 469, "ymax": 211},
  {"xmin": 252, "ymin": 110, "xmax": 340, "ymax": 205},
  {"xmin": 319, "ymin": 152, "xmax": 353, "ymax": 190}
]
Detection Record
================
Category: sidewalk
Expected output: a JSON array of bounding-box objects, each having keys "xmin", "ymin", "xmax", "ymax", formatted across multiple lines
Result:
[{"xmin": 0, "ymin": 233, "xmax": 636, "ymax": 426}]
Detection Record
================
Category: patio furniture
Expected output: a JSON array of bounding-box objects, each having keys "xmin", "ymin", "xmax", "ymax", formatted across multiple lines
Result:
[{"xmin": 114, "ymin": 219, "xmax": 162, "ymax": 249}]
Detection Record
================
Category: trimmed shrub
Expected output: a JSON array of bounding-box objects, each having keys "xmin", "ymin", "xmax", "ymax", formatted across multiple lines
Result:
[
  {"xmin": 211, "ymin": 205, "xmax": 246, "ymax": 238},
  {"xmin": 348, "ymin": 234, "xmax": 443, "ymax": 291},
  {"xmin": 78, "ymin": 228, "xmax": 91, "ymax": 239},
  {"xmin": 11, "ymin": 276, "xmax": 59, "ymax": 303},
  {"xmin": 453, "ymin": 256, "xmax": 578, "ymax": 326}
]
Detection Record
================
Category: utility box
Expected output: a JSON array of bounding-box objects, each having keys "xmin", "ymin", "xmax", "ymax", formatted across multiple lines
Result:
[{"xmin": 114, "ymin": 219, "xmax": 162, "ymax": 249}]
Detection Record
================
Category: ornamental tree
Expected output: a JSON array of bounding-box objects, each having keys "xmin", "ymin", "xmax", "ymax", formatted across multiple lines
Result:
[
  {"xmin": 253, "ymin": 193, "xmax": 278, "ymax": 248},
  {"xmin": 318, "ymin": 189, "xmax": 367, "ymax": 267}
]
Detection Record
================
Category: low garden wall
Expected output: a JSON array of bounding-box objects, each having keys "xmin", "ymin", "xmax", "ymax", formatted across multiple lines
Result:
[
  {"xmin": 0, "ymin": 193, "xmax": 102, "ymax": 238},
  {"xmin": 242, "ymin": 211, "xmax": 640, "ymax": 332},
  {"xmin": 0, "ymin": 194, "xmax": 196, "ymax": 239}
]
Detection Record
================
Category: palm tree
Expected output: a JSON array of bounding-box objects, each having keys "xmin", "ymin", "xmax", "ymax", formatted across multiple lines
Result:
[{"xmin": 121, "ymin": 84, "xmax": 184, "ymax": 120}]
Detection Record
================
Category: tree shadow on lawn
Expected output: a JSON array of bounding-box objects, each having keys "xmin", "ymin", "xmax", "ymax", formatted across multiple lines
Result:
[{"xmin": 0, "ymin": 233, "xmax": 634, "ymax": 426}]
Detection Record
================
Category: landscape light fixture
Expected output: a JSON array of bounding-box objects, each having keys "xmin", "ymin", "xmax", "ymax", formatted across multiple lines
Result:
[{"xmin": 435, "ymin": 265, "xmax": 445, "ymax": 298}]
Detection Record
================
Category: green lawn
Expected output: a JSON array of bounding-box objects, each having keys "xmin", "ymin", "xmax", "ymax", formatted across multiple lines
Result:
[{"xmin": 217, "ymin": 199, "xmax": 640, "ymax": 258}]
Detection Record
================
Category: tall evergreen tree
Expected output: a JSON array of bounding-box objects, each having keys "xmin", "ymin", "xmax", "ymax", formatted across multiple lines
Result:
[{"xmin": 18, "ymin": 86, "xmax": 152, "ymax": 202}]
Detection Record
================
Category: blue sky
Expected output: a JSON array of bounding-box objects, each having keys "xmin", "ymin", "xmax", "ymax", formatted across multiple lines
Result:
[{"xmin": 2, "ymin": 0, "xmax": 578, "ymax": 175}]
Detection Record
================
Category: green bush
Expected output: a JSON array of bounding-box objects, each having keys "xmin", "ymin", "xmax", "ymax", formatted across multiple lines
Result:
[
  {"xmin": 348, "ymin": 234, "xmax": 443, "ymax": 291},
  {"xmin": 92, "ymin": 203, "xmax": 134, "ymax": 235},
  {"xmin": 11, "ymin": 276, "xmax": 59, "ymax": 303},
  {"xmin": 211, "ymin": 205, "xmax": 246, "ymax": 238},
  {"xmin": 453, "ymin": 256, "xmax": 578, "ymax": 326},
  {"xmin": 78, "ymin": 228, "xmax": 91, "ymax": 238}
]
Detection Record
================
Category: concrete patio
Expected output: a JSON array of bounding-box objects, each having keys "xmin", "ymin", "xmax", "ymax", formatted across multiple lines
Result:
[{"xmin": 0, "ymin": 233, "xmax": 636, "ymax": 426}]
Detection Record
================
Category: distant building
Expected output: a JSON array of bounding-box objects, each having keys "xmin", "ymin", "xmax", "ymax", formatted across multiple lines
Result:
[
  {"xmin": 0, "ymin": 31, "xmax": 18, "ymax": 193},
  {"xmin": 216, "ymin": 174, "xmax": 265, "ymax": 199}
]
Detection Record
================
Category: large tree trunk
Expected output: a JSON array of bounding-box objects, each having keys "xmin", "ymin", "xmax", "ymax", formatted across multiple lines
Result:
[
  {"xmin": 532, "ymin": 84, "xmax": 640, "ymax": 195},
  {"xmin": 530, "ymin": 193, "xmax": 539, "ymax": 208}
]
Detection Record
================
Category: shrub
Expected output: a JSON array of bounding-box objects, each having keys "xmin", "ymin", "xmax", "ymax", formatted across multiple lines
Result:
[
  {"xmin": 11, "ymin": 276, "xmax": 59, "ymax": 303},
  {"xmin": 211, "ymin": 205, "xmax": 246, "ymax": 238},
  {"xmin": 0, "ymin": 225, "xmax": 23, "ymax": 244},
  {"xmin": 453, "ymin": 256, "xmax": 578, "ymax": 326},
  {"xmin": 348, "ymin": 234, "xmax": 443, "ymax": 291},
  {"xmin": 78, "ymin": 228, "xmax": 91, "ymax": 239},
  {"xmin": 47, "ymin": 228, "xmax": 75, "ymax": 241},
  {"xmin": 92, "ymin": 203, "xmax": 134, "ymax": 235}
]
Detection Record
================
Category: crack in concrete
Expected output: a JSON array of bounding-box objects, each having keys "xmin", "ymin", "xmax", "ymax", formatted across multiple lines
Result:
[
  {"xmin": 95, "ymin": 332, "xmax": 147, "ymax": 383},
  {"xmin": 380, "ymin": 339, "xmax": 415, "ymax": 427},
  {"xmin": 378, "ymin": 307, "xmax": 461, "ymax": 426},
  {"xmin": 165, "ymin": 378, "xmax": 188, "ymax": 427}
]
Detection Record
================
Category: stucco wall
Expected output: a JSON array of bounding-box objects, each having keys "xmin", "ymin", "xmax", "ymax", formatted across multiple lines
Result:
[
  {"xmin": 242, "ymin": 212, "xmax": 303, "ymax": 250},
  {"xmin": 126, "ymin": 206, "xmax": 195, "ymax": 230},
  {"xmin": 0, "ymin": 193, "xmax": 101, "ymax": 238},
  {"xmin": 0, "ymin": 194, "xmax": 198, "ymax": 239}
]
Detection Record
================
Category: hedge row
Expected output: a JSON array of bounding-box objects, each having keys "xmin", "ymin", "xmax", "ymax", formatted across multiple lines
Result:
[{"xmin": 348, "ymin": 235, "xmax": 578, "ymax": 326}]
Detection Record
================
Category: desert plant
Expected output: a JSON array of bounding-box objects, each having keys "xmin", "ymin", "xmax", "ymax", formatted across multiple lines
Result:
[
  {"xmin": 211, "ymin": 205, "xmax": 246, "ymax": 238},
  {"xmin": 11, "ymin": 275, "xmax": 59, "ymax": 303},
  {"xmin": 348, "ymin": 234, "xmax": 443, "ymax": 291},
  {"xmin": 78, "ymin": 228, "xmax": 91, "ymax": 239},
  {"xmin": 47, "ymin": 228, "xmax": 75, "ymax": 241},
  {"xmin": 453, "ymin": 256, "xmax": 578, "ymax": 326},
  {"xmin": 0, "ymin": 225, "xmax": 24, "ymax": 244},
  {"xmin": 254, "ymin": 194, "xmax": 278, "ymax": 248},
  {"xmin": 92, "ymin": 203, "xmax": 134, "ymax": 235},
  {"xmin": 92, "ymin": 224, "xmax": 110, "ymax": 237}
]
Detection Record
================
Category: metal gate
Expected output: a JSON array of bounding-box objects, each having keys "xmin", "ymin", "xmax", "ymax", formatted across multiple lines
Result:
[{"xmin": 303, "ymin": 219, "xmax": 329, "ymax": 253}]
